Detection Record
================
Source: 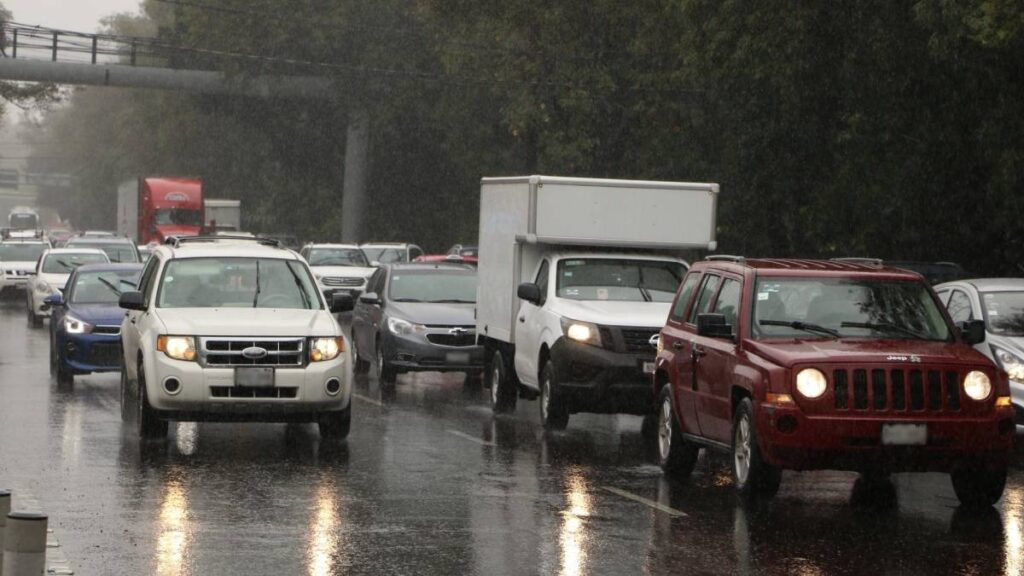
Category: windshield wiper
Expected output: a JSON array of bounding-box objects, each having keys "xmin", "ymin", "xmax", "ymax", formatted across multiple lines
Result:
[
  {"xmin": 759, "ymin": 320, "xmax": 841, "ymax": 338},
  {"xmin": 840, "ymin": 321, "xmax": 928, "ymax": 340},
  {"xmin": 431, "ymin": 299, "xmax": 474, "ymax": 304},
  {"xmin": 252, "ymin": 260, "xmax": 261, "ymax": 308},
  {"xmin": 97, "ymin": 277, "xmax": 122, "ymax": 296},
  {"xmin": 284, "ymin": 262, "xmax": 312, "ymax": 309}
]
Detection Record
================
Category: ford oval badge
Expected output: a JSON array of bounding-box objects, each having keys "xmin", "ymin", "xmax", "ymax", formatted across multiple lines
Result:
[{"xmin": 242, "ymin": 346, "xmax": 269, "ymax": 360}]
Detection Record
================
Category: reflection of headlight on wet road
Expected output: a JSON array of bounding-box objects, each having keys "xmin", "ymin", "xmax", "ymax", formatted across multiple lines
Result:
[
  {"xmin": 1006, "ymin": 486, "xmax": 1023, "ymax": 576},
  {"xmin": 560, "ymin": 469, "xmax": 590, "ymax": 576},
  {"xmin": 308, "ymin": 483, "xmax": 341, "ymax": 576},
  {"xmin": 157, "ymin": 479, "xmax": 191, "ymax": 576}
]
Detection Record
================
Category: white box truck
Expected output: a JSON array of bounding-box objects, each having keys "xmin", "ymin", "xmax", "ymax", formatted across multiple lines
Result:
[
  {"xmin": 204, "ymin": 199, "xmax": 242, "ymax": 232},
  {"xmin": 476, "ymin": 175, "xmax": 718, "ymax": 430}
]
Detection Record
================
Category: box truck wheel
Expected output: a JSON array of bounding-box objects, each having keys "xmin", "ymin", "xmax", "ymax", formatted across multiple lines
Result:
[
  {"xmin": 489, "ymin": 350, "xmax": 517, "ymax": 414},
  {"xmin": 539, "ymin": 363, "xmax": 569, "ymax": 430}
]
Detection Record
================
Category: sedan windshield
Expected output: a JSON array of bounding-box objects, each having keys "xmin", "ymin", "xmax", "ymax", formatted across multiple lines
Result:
[
  {"xmin": 308, "ymin": 248, "xmax": 368, "ymax": 267},
  {"xmin": 42, "ymin": 253, "xmax": 109, "ymax": 274},
  {"xmin": 752, "ymin": 278, "xmax": 951, "ymax": 341},
  {"xmin": 0, "ymin": 243, "xmax": 47, "ymax": 262},
  {"xmin": 389, "ymin": 270, "xmax": 477, "ymax": 303},
  {"xmin": 68, "ymin": 242, "xmax": 139, "ymax": 263},
  {"xmin": 363, "ymin": 247, "xmax": 405, "ymax": 264},
  {"xmin": 981, "ymin": 291, "xmax": 1024, "ymax": 337},
  {"xmin": 69, "ymin": 270, "xmax": 140, "ymax": 304},
  {"xmin": 158, "ymin": 257, "xmax": 321, "ymax": 309},
  {"xmin": 556, "ymin": 258, "xmax": 685, "ymax": 303}
]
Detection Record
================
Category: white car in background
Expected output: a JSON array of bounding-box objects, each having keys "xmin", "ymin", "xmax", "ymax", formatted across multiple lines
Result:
[
  {"xmin": 26, "ymin": 248, "xmax": 109, "ymax": 326},
  {"xmin": 118, "ymin": 236, "xmax": 355, "ymax": 439},
  {"xmin": 360, "ymin": 242, "xmax": 424, "ymax": 265},
  {"xmin": 300, "ymin": 243, "xmax": 377, "ymax": 303},
  {"xmin": 0, "ymin": 238, "xmax": 50, "ymax": 297},
  {"xmin": 936, "ymin": 278, "xmax": 1024, "ymax": 433}
]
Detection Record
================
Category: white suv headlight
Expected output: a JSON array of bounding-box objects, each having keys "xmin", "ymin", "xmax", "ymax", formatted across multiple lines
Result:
[
  {"xmin": 963, "ymin": 370, "xmax": 992, "ymax": 401},
  {"xmin": 796, "ymin": 368, "xmax": 827, "ymax": 399},
  {"xmin": 157, "ymin": 335, "xmax": 197, "ymax": 361},
  {"xmin": 310, "ymin": 337, "xmax": 344, "ymax": 362},
  {"xmin": 64, "ymin": 315, "xmax": 93, "ymax": 334}
]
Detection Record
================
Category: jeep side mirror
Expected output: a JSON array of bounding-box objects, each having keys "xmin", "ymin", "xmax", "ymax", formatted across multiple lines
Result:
[
  {"xmin": 517, "ymin": 282, "xmax": 542, "ymax": 305},
  {"xmin": 697, "ymin": 313, "xmax": 734, "ymax": 340},
  {"xmin": 43, "ymin": 293, "xmax": 63, "ymax": 307},
  {"xmin": 330, "ymin": 292, "xmax": 354, "ymax": 313},
  {"xmin": 118, "ymin": 291, "xmax": 146, "ymax": 311},
  {"xmin": 959, "ymin": 319, "xmax": 986, "ymax": 346},
  {"xmin": 359, "ymin": 292, "xmax": 381, "ymax": 306}
]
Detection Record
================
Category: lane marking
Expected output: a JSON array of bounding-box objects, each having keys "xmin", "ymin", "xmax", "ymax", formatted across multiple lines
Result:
[
  {"xmin": 353, "ymin": 393, "xmax": 384, "ymax": 407},
  {"xmin": 602, "ymin": 486, "xmax": 687, "ymax": 517},
  {"xmin": 446, "ymin": 429, "xmax": 497, "ymax": 447}
]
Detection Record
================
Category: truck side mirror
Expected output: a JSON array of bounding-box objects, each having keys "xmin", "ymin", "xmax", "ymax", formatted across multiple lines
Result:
[
  {"xmin": 119, "ymin": 291, "xmax": 146, "ymax": 311},
  {"xmin": 517, "ymin": 283, "xmax": 542, "ymax": 305},
  {"xmin": 959, "ymin": 319, "xmax": 986, "ymax": 346},
  {"xmin": 330, "ymin": 292, "xmax": 354, "ymax": 314},
  {"xmin": 697, "ymin": 313, "xmax": 734, "ymax": 340}
]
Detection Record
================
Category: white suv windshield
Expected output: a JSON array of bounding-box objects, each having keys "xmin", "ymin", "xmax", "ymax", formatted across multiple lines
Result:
[
  {"xmin": 363, "ymin": 247, "xmax": 405, "ymax": 264},
  {"xmin": 0, "ymin": 243, "xmax": 46, "ymax": 262},
  {"xmin": 158, "ymin": 257, "xmax": 321, "ymax": 309},
  {"xmin": 556, "ymin": 258, "xmax": 685, "ymax": 302}
]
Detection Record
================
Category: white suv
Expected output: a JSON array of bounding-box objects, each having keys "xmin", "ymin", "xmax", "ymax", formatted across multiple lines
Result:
[
  {"xmin": 299, "ymin": 243, "xmax": 377, "ymax": 302},
  {"xmin": 0, "ymin": 238, "xmax": 50, "ymax": 296},
  {"xmin": 27, "ymin": 247, "xmax": 109, "ymax": 326},
  {"xmin": 118, "ymin": 237, "xmax": 355, "ymax": 439}
]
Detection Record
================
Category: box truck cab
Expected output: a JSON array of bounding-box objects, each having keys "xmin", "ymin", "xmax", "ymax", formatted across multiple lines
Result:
[
  {"xmin": 118, "ymin": 178, "xmax": 204, "ymax": 244},
  {"xmin": 476, "ymin": 176, "xmax": 718, "ymax": 430}
]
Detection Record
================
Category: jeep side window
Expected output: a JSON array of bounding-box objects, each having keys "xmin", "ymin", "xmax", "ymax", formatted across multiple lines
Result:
[
  {"xmin": 687, "ymin": 274, "xmax": 721, "ymax": 324},
  {"xmin": 947, "ymin": 289, "xmax": 974, "ymax": 323},
  {"xmin": 137, "ymin": 255, "xmax": 160, "ymax": 307},
  {"xmin": 670, "ymin": 272, "xmax": 702, "ymax": 322},
  {"xmin": 712, "ymin": 278, "xmax": 741, "ymax": 327},
  {"xmin": 534, "ymin": 260, "xmax": 550, "ymax": 306}
]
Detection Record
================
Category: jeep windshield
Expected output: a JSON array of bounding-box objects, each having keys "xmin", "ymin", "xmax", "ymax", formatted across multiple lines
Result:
[
  {"xmin": 0, "ymin": 243, "xmax": 46, "ymax": 262},
  {"xmin": 157, "ymin": 257, "xmax": 321, "ymax": 309},
  {"xmin": 41, "ymin": 252, "xmax": 108, "ymax": 274},
  {"xmin": 752, "ymin": 277, "xmax": 951, "ymax": 341},
  {"xmin": 981, "ymin": 291, "xmax": 1024, "ymax": 337},
  {"xmin": 389, "ymin": 269, "xmax": 477, "ymax": 303},
  {"xmin": 308, "ymin": 248, "xmax": 369, "ymax": 267},
  {"xmin": 556, "ymin": 258, "xmax": 685, "ymax": 303}
]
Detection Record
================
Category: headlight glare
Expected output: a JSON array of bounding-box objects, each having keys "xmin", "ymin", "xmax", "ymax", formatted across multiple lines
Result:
[
  {"xmin": 64, "ymin": 315, "xmax": 92, "ymax": 334},
  {"xmin": 963, "ymin": 370, "xmax": 992, "ymax": 401},
  {"xmin": 157, "ymin": 336, "xmax": 197, "ymax": 361},
  {"xmin": 310, "ymin": 337, "xmax": 344, "ymax": 362},
  {"xmin": 560, "ymin": 318, "xmax": 602, "ymax": 347},
  {"xmin": 796, "ymin": 368, "xmax": 827, "ymax": 399}
]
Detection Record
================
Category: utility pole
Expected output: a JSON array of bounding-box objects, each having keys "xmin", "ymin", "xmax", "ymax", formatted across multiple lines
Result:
[{"xmin": 341, "ymin": 109, "xmax": 369, "ymax": 243}]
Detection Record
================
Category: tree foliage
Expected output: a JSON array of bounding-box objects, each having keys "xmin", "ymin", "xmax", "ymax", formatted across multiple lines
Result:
[{"xmin": 24, "ymin": 0, "xmax": 1024, "ymax": 273}]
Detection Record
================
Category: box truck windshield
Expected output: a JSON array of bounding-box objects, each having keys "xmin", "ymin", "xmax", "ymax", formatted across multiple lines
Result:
[{"xmin": 557, "ymin": 258, "xmax": 685, "ymax": 303}]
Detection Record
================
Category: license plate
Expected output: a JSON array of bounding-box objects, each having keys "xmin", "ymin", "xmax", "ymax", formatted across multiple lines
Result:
[
  {"xmin": 446, "ymin": 352, "xmax": 471, "ymax": 364},
  {"xmin": 882, "ymin": 423, "xmax": 927, "ymax": 446},
  {"xmin": 235, "ymin": 367, "xmax": 275, "ymax": 388}
]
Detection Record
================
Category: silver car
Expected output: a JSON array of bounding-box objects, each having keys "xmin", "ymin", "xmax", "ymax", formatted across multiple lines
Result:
[{"xmin": 935, "ymin": 278, "xmax": 1024, "ymax": 433}]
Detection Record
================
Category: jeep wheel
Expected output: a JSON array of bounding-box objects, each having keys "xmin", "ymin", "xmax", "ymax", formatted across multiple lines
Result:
[
  {"xmin": 351, "ymin": 335, "xmax": 370, "ymax": 375},
  {"xmin": 539, "ymin": 363, "xmax": 569, "ymax": 430},
  {"xmin": 658, "ymin": 386, "xmax": 699, "ymax": 478},
  {"xmin": 732, "ymin": 398, "xmax": 781, "ymax": 500},
  {"xmin": 319, "ymin": 405, "xmax": 352, "ymax": 440},
  {"xmin": 489, "ymin": 350, "xmax": 517, "ymax": 414},
  {"xmin": 136, "ymin": 362, "xmax": 169, "ymax": 439},
  {"xmin": 951, "ymin": 467, "xmax": 1007, "ymax": 508}
]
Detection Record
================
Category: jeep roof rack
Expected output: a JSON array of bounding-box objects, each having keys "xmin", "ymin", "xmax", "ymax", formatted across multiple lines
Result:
[
  {"xmin": 165, "ymin": 235, "xmax": 282, "ymax": 248},
  {"xmin": 704, "ymin": 254, "xmax": 745, "ymax": 263},
  {"xmin": 829, "ymin": 257, "xmax": 883, "ymax": 266}
]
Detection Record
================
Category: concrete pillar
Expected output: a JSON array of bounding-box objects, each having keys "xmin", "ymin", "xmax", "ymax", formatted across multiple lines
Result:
[
  {"xmin": 2, "ymin": 512, "xmax": 47, "ymax": 576},
  {"xmin": 0, "ymin": 490, "xmax": 9, "ymax": 574},
  {"xmin": 341, "ymin": 108, "xmax": 370, "ymax": 244}
]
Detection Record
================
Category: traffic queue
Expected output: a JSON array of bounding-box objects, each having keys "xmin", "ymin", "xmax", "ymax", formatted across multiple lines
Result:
[{"xmin": 1, "ymin": 174, "xmax": 1020, "ymax": 509}]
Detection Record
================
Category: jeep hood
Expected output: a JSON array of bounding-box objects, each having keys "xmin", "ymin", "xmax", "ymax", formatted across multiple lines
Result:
[
  {"xmin": 388, "ymin": 302, "xmax": 475, "ymax": 327},
  {"xmin": 153, "ymin": 308, "xmax": 338, "ymax": 337},
  {"xmin": 551, "ymin": 299, "xmax": 670, "ymax": 328},
  {"xmin": 745, "ymin": 339, "xmax": 994, "ymax": 369}
]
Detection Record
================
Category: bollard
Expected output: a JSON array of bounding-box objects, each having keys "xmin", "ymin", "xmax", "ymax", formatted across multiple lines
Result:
[
  {"xmin": 0, "ymin": 490, "xmax": 9, "ymax": 576},
  {"xmin": 2, "ymin": 512, "xmax": 47, "ymax": 576}
]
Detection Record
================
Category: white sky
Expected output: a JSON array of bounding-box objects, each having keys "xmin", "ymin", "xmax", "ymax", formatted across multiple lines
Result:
[{"xmin": 4, "ymin": 0, "xmax": 142, "ymax": 33}]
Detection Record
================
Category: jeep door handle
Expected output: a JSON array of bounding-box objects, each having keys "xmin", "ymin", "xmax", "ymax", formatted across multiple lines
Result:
[
  {"xmin": 672, "ymin": 341, "xmax": 684, "ymax": 350},
  {"xmin": 691, "ymin": 345, "xmax": 706, "ymax": 359}
]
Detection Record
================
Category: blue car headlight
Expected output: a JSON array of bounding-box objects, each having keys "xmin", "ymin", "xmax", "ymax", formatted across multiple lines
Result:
[{"xmin": 64, "ymin": 314, "xmax": 93, "ymax": 334}]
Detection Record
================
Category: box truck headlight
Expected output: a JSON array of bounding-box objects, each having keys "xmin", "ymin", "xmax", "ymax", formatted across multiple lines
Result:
[{"xmin": 561, "ymin": 319, "xmax": 602, "ymax": 347}]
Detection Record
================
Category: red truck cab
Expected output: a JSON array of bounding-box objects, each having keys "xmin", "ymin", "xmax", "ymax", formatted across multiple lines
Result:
[
  {"xmin": 655, "ymin": 257, "xmax": 1014, "ymax": 505},
  {"xmin": 139, "ymin": 178, "xmax": 203, "ymax": 244}
]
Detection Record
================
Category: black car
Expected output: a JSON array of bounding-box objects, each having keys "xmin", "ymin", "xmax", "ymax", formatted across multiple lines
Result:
[{"xmin": 350, "ymin": 263, "xmax": 484, "ymax": 392}]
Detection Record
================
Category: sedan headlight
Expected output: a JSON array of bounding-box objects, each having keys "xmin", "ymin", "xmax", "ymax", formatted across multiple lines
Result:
[
  {"xmin": 157, "ymin": 335, "xmax": 197, "ymax": 361},
  {"xmin": 64, "ymin": 315, "xmax": 93, "ymax": 334},
  {"xmin": 388, "ymin": 317, "xmax": 427, "ymax": 336},
  {"xmin": 991, "ymin": 345, "xmax": 1024, "ymax": 383},
  {"xmin": 310, "ymin": 337, "xmax": 345, "ymax": 362},
  {"xmin": 795, "ymin": 368, "xmax": 827, "ymax": 399},
  {"xmin": 963, "ymin": 370, "xmax": 992, "ymax": 401},
  {"xmin": 35, "ymin": 281, "xmax": 54, "ymax": 294},
  {"xmin": 560, "ymin": 318, "xmax": 602, "ymax": 348}
]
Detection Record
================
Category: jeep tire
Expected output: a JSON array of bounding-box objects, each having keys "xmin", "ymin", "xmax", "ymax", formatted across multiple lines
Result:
[
  {"xmin": 951, "ymin": 467, "xmax": 1007, "ymax": 508},
  {"xmin": 657, "ymin": 386, "xmax": 699, "ymax": 478},
  {"xmin": 732, "ymin": 398, "xmax": 781, "ymax": 500}
]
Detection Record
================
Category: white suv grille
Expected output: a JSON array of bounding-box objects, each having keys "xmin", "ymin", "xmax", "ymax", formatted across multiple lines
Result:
[{"xmin": 199, "ymin": 337, "xmax": 305, "ymax": 367}]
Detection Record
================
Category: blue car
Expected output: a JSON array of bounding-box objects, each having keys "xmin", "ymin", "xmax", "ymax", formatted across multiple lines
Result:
[{"xmin": 47, "ymin": 263, "xmax": 142, "ymax": 386}]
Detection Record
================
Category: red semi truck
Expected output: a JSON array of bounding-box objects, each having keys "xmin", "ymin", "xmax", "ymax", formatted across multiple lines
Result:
[{"xmin": 117, "ymin": 178, "xmax": 204, "ymax": 244}]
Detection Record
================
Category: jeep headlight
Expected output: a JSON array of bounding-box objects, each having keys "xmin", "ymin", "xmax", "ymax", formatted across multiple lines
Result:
[
  {"xmin": 796, "ymin": 368, "xmax": 827, "ymax": 399},
  {"xmin": 157, "ymin": 335, "xmax": 197, "ymax": 361},
  {"xmin": 561, "ymin": 318, "xmax": 602, "ymax": 347},
  {"xmin": 388, "ymin": 317, "xmax": 426, "ymax": 336},
  {"xmin": 310, "ymin": 337, "xmax": 344, "ymax": 362},
  {"xmin": 991, "ymin": 345, "xmax": 1024, "ymax": 383},
  {"xmin": 64, "ymin": 314, "xmax": 92, "ymax": 334},
  {"xmin": 963, "ymin": 370, "xmax": 992, "ymax": 401}
]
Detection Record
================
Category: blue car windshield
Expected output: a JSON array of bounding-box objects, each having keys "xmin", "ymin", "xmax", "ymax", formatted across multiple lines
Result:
[{"xmin": 69, "ymin": 270, "xmax": 141, "ymax": 304}]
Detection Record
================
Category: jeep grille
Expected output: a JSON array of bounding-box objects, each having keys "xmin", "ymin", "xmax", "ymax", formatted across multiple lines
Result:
[{"xmin": 832, "ymin": 368, "xmax": 961, "ymax": 412}]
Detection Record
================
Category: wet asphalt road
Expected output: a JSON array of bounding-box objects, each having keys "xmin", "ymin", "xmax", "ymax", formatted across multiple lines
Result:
[{"xmin": 2, "ymin": 298, "xmax": 1024, "ymax": 575}]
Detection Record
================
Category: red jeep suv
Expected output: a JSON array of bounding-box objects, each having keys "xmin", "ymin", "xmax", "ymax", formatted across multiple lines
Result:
[{"xmin": 654, "ymin": 257, "xmax": 1014, "ymax": 505}]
